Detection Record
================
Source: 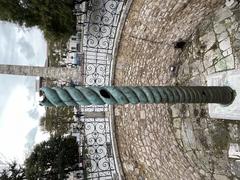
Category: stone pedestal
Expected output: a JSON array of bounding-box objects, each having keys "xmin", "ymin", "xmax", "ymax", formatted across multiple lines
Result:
[{"xmin": 207, "ymin": 70, "xmax": 240, "ymax": 120}]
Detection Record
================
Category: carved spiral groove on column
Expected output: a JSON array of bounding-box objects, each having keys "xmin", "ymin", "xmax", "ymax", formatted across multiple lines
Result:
[{"xmin": 39, "ymin": 86, "xmax": 234, "ymax": 107}]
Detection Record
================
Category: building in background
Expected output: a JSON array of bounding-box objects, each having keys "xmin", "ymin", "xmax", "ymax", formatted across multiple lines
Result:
[{"xmin": 63, "ymin": 34, "xmax": 84, "ymax": 67}]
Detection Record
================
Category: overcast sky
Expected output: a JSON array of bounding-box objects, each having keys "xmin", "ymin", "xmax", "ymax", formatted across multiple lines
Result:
[{"xmin": 0, "ymin": 21, "xmax": 49, "ymax": 165}]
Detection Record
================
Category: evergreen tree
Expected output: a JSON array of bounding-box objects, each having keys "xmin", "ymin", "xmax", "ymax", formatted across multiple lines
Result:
[
  {"xmin": 24, "ymin": 136, "xmax": 79, "ymax": 180},
  {"xmin": 0, "ymin": 0, "xmax": 76, "ymax": 41},
  {"xmin": 0, "ymin": 161, "xmax": 25, "ymax": 180},
  {"xmin": 40, "ymin": 107, "xmax": 75, "ymax": 136}
]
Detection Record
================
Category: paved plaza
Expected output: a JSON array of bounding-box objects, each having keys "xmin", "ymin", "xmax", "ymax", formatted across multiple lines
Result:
[{"xmin": 113, "ymin": 0, "xmax": 240, "ymax": 179}]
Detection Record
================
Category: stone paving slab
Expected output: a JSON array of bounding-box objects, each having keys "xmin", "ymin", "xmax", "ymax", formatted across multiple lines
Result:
[
  {"xmin": 207, "ymin": 70, "xmax": 240, "ymax": 120},
  {"xmin": 169, "ymin": 2, "xmax": 240, "ymax": 179},
  {"xmin": 112, "ymin": 0, "xmax": 240, "ymax": 179}
]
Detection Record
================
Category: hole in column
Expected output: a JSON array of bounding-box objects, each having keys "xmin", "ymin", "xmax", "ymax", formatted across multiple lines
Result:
[
  {"xmin": 100, "ymin": 89, "xmax": 111, "ymax": 99},
  {"xmin": 202, "ymin": 91, "xmax": 206, "ymax": 97}
]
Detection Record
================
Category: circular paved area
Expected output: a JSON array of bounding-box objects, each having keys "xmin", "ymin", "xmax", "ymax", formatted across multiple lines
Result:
[{"xmin": 113, "ymin": 0, "xmax": 240, "ymax": 179}]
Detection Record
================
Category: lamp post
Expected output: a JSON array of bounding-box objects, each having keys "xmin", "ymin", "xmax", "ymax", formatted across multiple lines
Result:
[{"xmin": 39, "ymin": 86, "xmax": 235, "ymax": 107}]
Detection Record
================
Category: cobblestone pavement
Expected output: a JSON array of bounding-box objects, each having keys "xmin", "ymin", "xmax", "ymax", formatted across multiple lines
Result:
[{"xmin": 113, "ymin": 0, "xmax": 240, "ymax": 179}]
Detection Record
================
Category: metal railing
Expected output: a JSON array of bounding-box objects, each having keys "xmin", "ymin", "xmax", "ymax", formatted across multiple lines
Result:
[{"xmin": 74, "ymin": 0, "xmax": 125, "ymax": 179}]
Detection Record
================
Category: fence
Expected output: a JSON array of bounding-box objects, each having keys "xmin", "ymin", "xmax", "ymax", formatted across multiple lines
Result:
[{"xmin": 74, "ymin": 0, "xmax": 125, "ymax": 179}]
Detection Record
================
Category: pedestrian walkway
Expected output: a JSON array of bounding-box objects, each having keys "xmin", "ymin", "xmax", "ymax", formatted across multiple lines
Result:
[{"xmin": 113, "ymin": 0, "xmax": 240, "ymax": 179}]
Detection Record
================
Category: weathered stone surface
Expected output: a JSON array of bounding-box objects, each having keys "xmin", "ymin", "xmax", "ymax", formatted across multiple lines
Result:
[
  {"xmin": 215, "ymin": 59, "xmax": 228, "ymax": 71},
  {"xmin": 199, "ymin": 31, "xmax": 216, "ymax": 51},
  {"xmin": 181, "ymin": 119, "xmax": 197, "ymax": 150},
  {"xmin": 225, "ymin": 55, "xmax": 235, "ymax": 68},
  {"xmin": 225, "ymin": 0, "xmax": 238, "ymax": 9},
  {"xmin": 214, "ymin": 7, "xmax": 233, "ymax": 23},
  {"xmin": 203, "ymin": 49, "xmax": 221, "ymax": 68},
  {"xmin": 170, "ymin": 105, "xmax": 181, "ymax": 118},
  {"xmin": 219, "ymin": 38, "xmax": 231, "ymax": 51},
  {"xmin": 173, "ymin": 118, "xmax": 181, "ymax": 129},
  {"xmin": 214, "ymin": 23, "xmax": 227, "ymax": 34},
  {"xmin": 223, "ymin": 48, "xmax": 233, "ymax": 57},
  {"xmin": 0, "ymin": 64, "xmax": 82, "ymax": 80},
  {"xmin": 213, "ymin": 174, "xmax": 230, "ymax": 180},
  {"xmin": 234, "ymin": 32, "xmax": 240, "ymax": 40},
  {"xmin": 230, "ymin": 160, "xmax": 240, "ymax": 177},
  {"xmin": 113, "ymin": 0, "xmax": 240, "ymax": 179},
  {"xmin": 218, "ymin": 31, "xmax": 229, "ymax": 42}
]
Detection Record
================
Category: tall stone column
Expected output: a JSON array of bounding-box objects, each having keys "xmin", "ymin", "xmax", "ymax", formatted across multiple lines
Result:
[{"xmin": 0, "ymin": 64, "xmax": 81, "ymax": 80}]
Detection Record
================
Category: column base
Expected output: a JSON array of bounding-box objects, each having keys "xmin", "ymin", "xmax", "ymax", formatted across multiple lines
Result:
[{"xmin": 207, "ymin": 69, "xmax": 240, "ymax": 120}]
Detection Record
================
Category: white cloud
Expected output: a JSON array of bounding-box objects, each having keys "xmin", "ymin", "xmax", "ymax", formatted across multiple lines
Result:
[
  {"xmin": 0, "ymin": 86, "xmax": 38, "ymax": 163},
  {"xmin": 35, "ymin": 127, "xmax": 49, "ymax": 145},
  {"xmin": 0, "ymin": 21, "xmax": 48, "ymax": 164},
  {"xmin": 18, "ymin": 37, "xmax": 35, "ymax": 59}
]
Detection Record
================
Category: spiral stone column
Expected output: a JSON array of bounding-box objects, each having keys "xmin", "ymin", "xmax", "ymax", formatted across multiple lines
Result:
[{"xmin": 39, "ymin": 86, "xmax": 235, "ymax": 107}]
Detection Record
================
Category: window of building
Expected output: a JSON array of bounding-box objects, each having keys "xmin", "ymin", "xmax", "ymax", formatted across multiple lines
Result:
[{"xmin": 77, "ymin": 44, "xmax": 80, "ymax": 51}]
